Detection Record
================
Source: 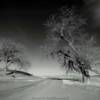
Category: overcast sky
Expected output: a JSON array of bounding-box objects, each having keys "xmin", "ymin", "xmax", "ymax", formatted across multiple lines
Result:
[{"xmin": 0, "ymin": 0, "xmax": 100, "ymax": 75}]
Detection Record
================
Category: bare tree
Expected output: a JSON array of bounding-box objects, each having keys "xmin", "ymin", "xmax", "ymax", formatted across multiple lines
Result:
[
  {"xmin": 0, "ymin": 38, "xmax": 31, "ymax": 73},
  {"xmin": 42, "ymin": 6, "xmax": 100, "ymax": 82}
]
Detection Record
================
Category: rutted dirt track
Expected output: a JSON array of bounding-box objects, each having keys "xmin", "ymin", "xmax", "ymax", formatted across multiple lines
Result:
[{"xmin": 0, "ymin": 78, "xmax": 100, "ymax": 100}]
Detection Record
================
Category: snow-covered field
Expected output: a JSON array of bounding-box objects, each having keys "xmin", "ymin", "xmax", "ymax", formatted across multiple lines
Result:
[
  {"xmin": 0, "ymin": 75, "xmax": 100, "ymax": 100},
  {"xmin": 0, "ymin": 67, "xmax": 100, "ymax": 100}
]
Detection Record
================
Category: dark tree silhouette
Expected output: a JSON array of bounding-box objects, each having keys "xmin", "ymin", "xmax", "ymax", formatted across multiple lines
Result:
[
  {"xmin": 42, "ymin": 6, "xmax": 100, "ymax": 82},
  {"xmin": 0, "ymin": 38, "xmax": 31, "ymax": 73}
]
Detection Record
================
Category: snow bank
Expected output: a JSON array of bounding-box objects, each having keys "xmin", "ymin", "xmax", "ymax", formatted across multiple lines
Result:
[{"xmin": 63, "ymin": 77, "xmax": 100, "ymax": 87}]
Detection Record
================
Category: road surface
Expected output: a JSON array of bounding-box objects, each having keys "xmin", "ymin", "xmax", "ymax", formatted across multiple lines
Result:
[{"xmin": 0, "ymin": 78, "xmax": 100, "ymax": 100}]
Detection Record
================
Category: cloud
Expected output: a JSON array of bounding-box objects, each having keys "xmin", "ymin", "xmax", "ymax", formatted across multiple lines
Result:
[
  {"xmin": 84, "ymin": 0, "xmax": 100, "ymax": 26},
  {"xmin": 83, "ymin": 0, "xmax": 96, "ymax": 4}
]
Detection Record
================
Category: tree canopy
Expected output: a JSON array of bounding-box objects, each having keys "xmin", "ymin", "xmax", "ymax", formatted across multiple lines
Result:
[
  {"xmin": 0, "ymin": 38, "xmax": 31, "ymax": 72},
  {"xmin": 42, "ymin": 6, "xmax": 100, "ymax": 82}
]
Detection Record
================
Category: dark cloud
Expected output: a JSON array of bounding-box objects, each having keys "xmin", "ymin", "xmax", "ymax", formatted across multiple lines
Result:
[{"xmin": 83, "ymin": 0, "xmax": 100, "ymax": 27}]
